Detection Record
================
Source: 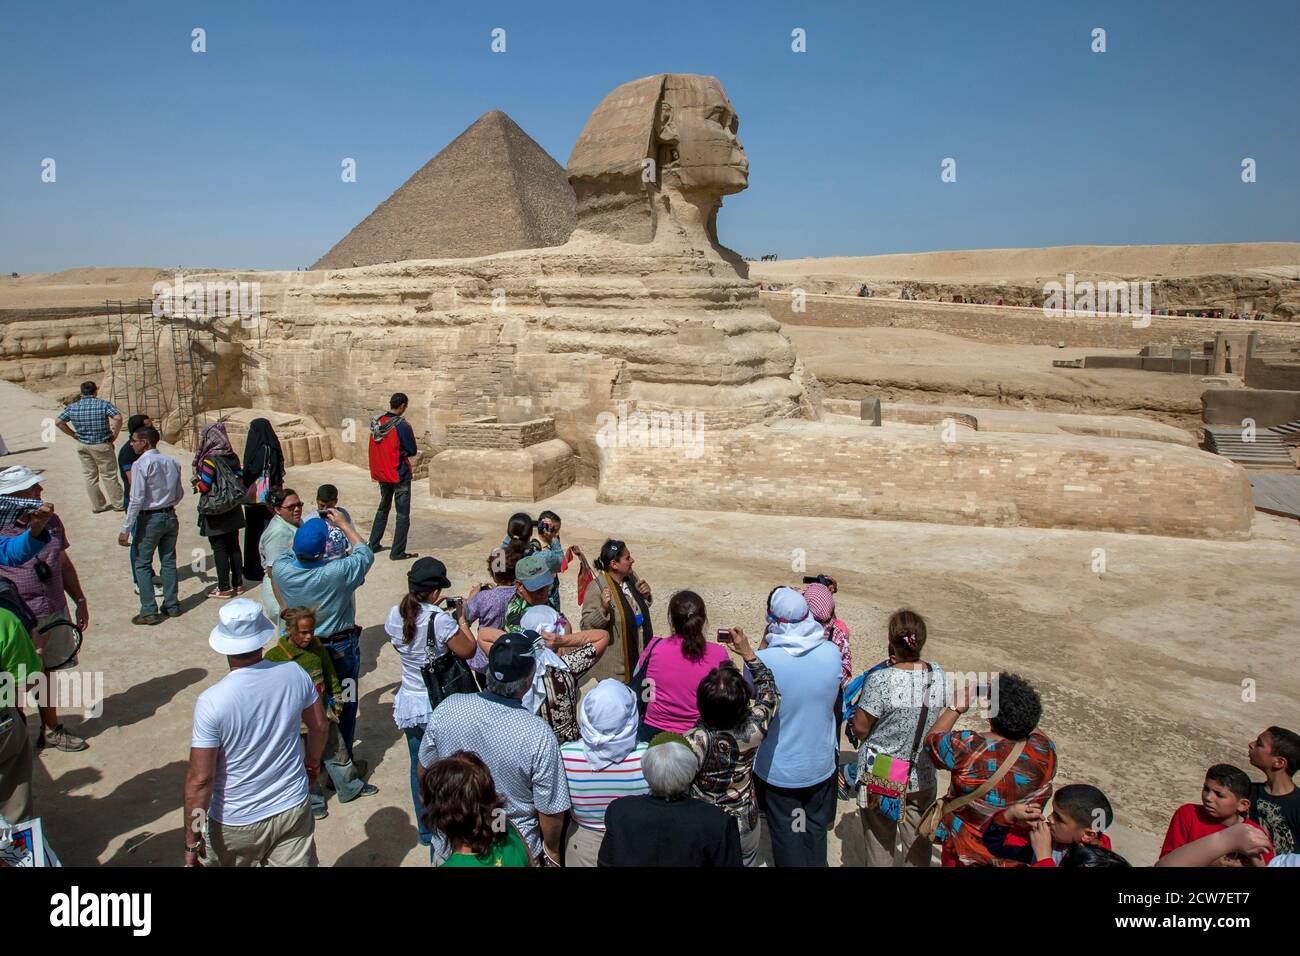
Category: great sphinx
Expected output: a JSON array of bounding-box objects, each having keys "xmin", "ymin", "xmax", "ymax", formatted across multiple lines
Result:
[{"xmin": 216, "ymin": 74, "xmax": 1252, "ymax": 538}]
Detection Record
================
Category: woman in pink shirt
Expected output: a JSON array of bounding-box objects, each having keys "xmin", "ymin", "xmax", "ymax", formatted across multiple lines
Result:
[{"xmin": 635, "ymin": 590, "xmax": 730, "ymax": 742}]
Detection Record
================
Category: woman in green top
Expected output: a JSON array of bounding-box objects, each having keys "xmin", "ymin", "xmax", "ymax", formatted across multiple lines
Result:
[
  {"xmin": 423, "ymin": 751, "xmax": 531, "ymax": 867},
  {"xmin": 266, "ymin": 605, "xmax": 376, "ymax": 817}
]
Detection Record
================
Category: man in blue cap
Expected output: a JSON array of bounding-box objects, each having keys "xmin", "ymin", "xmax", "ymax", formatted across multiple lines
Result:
[{"xmin": 269, "ymin": 508, "xmax": 373, "ymax": 765}]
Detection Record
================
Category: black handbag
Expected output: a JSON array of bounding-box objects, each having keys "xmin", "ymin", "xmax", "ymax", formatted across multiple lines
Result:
[
  {"xmin": 629, "ymin": 636, "xmax": 663, "ymax": 719},
  {"xmin": 420, "ymin": 613, "xmax": 481, "ymax": 710}
]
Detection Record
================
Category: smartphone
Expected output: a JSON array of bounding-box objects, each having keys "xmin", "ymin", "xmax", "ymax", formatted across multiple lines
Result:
[
  {"xmin": 318, "ymin": 509, "xmax": 330, "ymax": 521},
  {"xmin": 443, "ymin": 597, "xmax": 461, "ymax": 612},
  {"xmin": 716, "ymin": 629, "xmax": 733, "ymax": 643}
]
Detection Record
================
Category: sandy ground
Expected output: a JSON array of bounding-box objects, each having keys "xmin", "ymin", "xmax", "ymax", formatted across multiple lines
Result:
[
  {"xmin": 8, "ymin": 377, "xmax": 1298, "ymax": 868},
  {"xmin": 787, "ymin": 325, "xmax": 1214, "ymax": 429}
]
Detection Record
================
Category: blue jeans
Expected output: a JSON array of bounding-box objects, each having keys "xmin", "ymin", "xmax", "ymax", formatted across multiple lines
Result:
[
  {"xmin": 133, "ymin": 510, "xmax": 179, "ymax": 616},
  {"xmin": 405, "ymin": 725, "xmax": 432, "ymax": 845},
  {"xmin": 309, "ymin": 722, "xmax": 367, "ymax": 811},
  {"xmin": 367, "ymin": 479, "xmax": 410, "ymax": 555},
  {"xmin": 324, "ymin": 632, "xmax": 361, "ymax": 758},
  {"xmin": 128, "ymin": 533, "xmax": 156, "ymax": 588}
]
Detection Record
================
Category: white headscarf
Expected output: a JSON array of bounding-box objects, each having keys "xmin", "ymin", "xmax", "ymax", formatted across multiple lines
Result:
[
  {"xmin": 765, "ymin": 586, "xmax": 826, "ymax": 656},
  {"xmin": 578, "ymin": 680, "xmax": 641, "ymax": 770},
  {"xmin": 520, "ymin": 605, "xmax": 569, "ymax": 715}
]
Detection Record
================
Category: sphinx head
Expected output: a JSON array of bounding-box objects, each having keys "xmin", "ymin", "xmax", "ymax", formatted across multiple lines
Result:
[{"xmin": 567, "ymin": 74, "xmax": 748, "ymax": 248}]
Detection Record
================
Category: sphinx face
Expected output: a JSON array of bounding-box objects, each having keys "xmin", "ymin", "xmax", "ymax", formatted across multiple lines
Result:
[{"xmin": 659, "ymin": 77, "xmax": 748, "ymax": 195}]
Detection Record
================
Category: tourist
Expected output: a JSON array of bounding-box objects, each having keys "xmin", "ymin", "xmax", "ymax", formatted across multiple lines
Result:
[
  {"xmin": 923, "ymin": 672, "xmax": 1058, "ymax": 866},
  {"xmin": 560, "ymin": 679, "xmax": 650, "ymax": 866},
  {"xmin": 685, "ymin": 625, "xmax": 779, "ymax": 867},
  {"xmin": 802, "ymin": 579, "xmax": 852, "ymax": 692},
  {"xmin": 1154, "ymin": 821, "xmax": 1277, "ymax": 867},
  {"xmin": 0, "ymin": 590, "xmax": 42, "ymax": 823},
  {"xmin": 315, "ymin": 484, "xmax": 352, "ymax": 561},
  {"xmin": 258, "ymin": 488, "xmax": 302, "ymax": 633},
  {"xmin": 192, "ymin": 423, "xmax": 246, "ymax": 598},
  {"xmin": 270, "ymin": 510, "xmax": 374, "ymax": 763},
  {"xmin": 463, "ymin": 547, "xmax": 517, "ymax": 630},
  {"xmin": 479, "ymin": 600, "xmax": 608, "ymax": 743},
  {"xmin": 239, "ymin": 418, "xmax": 284, "ymax": 583},
  {"xmin": 851, "ymin": 608, "xmax": 950, "ymax": 867},
  {"xmin": 1159, "ymin": 763, "xmax": 1272, "ymax": 864},
  {"xmin": 266, "ymin": 605, "xmax": 375, "ymax": 819},
  {"xmin": 0, "ymin": 465, "xmax": 89, "ymax": 753},
  {"xmin": 117, "ymin": 414, "xmax": 158, "ymax": 596},
  {"xmin": 54, "ymin": 381, "xmax": 124, "ymax": 513},
  {"xmin": 417, "ymin": 633, "xmax": 570, "ymax": 866},
  {"xmin": 752, "ymin": 586, "xmax": 842, "ymax": 867},
  {"xmin": 117, "ymin": 425, "xmax": 184, "ymax": 625},
  {"xmin": 598, "ymin": 732, "xmax": 742, "ymax": 867},
  {"xmin": 366, "ymin": 392, "xmax": 418, "ymax": 561},
  {"xmin": 0, "ymin": 495, "xmax": 56, "ymax": 568},
  {"xmin": 1246, "ymin": 726, "xmax": 1299, "ymax": 854},
  {"xmin": 580, "ymin": 538, "xmax": 653, "ymax": 682},
  {"xmin": 635, "ymin": 590, "xmax": 729, "ymax": 742},
  {"xmin": 502, "ymin": 511, "xmax": 565, "ymax": 612},
  {"xmin": 183, "ymin": 599, "xmax": 327, "ymax": 867},
  {"xmin": 981, "ymin": 784, "xmax": 1117, "ymax": 866},
  {"xmin": 422, "ymin": 751, "xmax": 531, "ymax": 867},
  {"xmin": 384, "ymin": 557, "xmax": 486, "ymax": 845}
]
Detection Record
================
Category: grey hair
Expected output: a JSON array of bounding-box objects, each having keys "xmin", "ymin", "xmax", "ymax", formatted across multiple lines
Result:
[
  {"xmin": 486, "ymin": 670, "xmax": 534, "ymax": 700},
  {"xmin": 642, "ymin": 741, "xmax": 699, "ymax": 798}
]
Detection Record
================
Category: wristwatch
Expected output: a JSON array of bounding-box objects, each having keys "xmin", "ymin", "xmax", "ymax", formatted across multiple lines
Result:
[{"xmin": 184, "ymin": 838, "xmax": 204, "ymax": 853}]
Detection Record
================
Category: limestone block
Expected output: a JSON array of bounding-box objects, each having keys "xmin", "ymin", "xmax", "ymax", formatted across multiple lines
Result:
[
  {"xmin": 429, "ymin": 438, "xmax": 575, "ymax": 501},
  {"xmin": 307, "ymin": 435, "xmax": 322, "ymax": 463},
  {"xmin": 288, "ymin": 436, "xmax": 309, "ymax": 466}
]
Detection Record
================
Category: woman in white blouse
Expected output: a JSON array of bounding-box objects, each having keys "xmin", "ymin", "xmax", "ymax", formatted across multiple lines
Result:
[{"xmin": 384, "ymin": 557, "xmax": 486, "ymax": 847}]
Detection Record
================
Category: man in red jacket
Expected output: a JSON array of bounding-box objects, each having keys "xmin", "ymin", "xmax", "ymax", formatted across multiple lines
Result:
[{"xmin": 366, "ymin": 393, "xmax": 418, "ymax": 561}]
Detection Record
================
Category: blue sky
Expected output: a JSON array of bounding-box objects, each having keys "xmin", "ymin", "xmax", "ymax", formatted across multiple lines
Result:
[{"xmin": 2, "ymin": 0, "xmax": 1297, "ymax": 272}]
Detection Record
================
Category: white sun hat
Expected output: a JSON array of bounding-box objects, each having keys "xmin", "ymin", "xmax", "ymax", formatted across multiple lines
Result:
[
  {"xmin": 209, "ymin": 598, "xmax": 277, "ymax": 655},
  {"xmin": 0, "ymin": 465, "xmax": 45, "ymax": 496}
]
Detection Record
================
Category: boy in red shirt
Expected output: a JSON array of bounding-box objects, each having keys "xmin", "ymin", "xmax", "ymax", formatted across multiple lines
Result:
[
  {"xmin": 983, "ymin": 783, "xmax": 1117, "ymax": 867},
  {"xmin": 1159, "ymin": 763, "xmax": 1273, "ymax": 865}
]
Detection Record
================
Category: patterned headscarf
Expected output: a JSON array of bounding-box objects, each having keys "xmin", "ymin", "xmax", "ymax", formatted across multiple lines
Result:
[
  {"xmin": 802, "ymin": 583, "xmax": 835, "ymax": 624},
  {"xmin": 192, "ymin": 422, "xmax": 235, "ymax": 472}
]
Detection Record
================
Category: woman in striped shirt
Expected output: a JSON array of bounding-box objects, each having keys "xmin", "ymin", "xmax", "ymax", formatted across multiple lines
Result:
[{"xmin": 560, "ymin": 680, "xmax": 651, "ymax": 866}]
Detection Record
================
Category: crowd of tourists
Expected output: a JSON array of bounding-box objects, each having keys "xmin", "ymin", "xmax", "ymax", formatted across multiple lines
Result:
[{"xmin": 1, "ymin": 384, "xmax": 1297, "ymax": 869}]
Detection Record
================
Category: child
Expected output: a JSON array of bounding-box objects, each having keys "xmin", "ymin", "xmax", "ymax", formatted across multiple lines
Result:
[
  {"xmin": 983, "ymin": 783, "xmax": 1115, "ymax": 867},
  {"xmin": 1246, "ymin": 726, "xmax": 1300, "ymax": 855},
  {"xmin": 1159, "ymin": 764, "xmax": 1273, "ymax": 864},
  {"xmin": 315, "ymin": 484, "xmax": 352, "ymax": 561}
]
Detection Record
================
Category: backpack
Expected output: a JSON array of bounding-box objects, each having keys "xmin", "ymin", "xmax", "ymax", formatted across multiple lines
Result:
[
  {"xmin": 0, "ymin": 577, "xmax": 38, "ymax": 636},
  {"xmin": 368, "ymin": 414, "xmax": 402, "ymax": 483},
  {"xmin": 196, "ymin": 457, "xmax": 245, "ymax": 515}
]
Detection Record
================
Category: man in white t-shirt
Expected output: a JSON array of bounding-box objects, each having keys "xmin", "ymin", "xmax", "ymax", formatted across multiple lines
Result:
[{"xmin": 182, "ymin": 599, "xmax": 327, "ymax": 867}]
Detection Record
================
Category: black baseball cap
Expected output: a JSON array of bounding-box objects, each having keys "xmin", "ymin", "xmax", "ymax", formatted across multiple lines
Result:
[
  {"xmin": 490, "ymin": 631, "xmax": 539, "ymax": 682},
  {"xmin": 408, "ymin": 557, "xmax": 451, "ymax": 592}
]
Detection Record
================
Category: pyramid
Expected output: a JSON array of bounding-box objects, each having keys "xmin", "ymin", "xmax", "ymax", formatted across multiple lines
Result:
[{"xmin": 312, "ymin": 110, "xmax": 576, "ymax": 270}]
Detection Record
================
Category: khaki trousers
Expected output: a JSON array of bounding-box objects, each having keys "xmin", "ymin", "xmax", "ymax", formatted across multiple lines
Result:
[
  {"xmin": 0, "ymin": 708, "xmax": 33, "ymax": 824},
  {"xmin": 564, "ymin": 821, "xmax": 604, "ymax": 867},
  {"xmin": 205, "ymin": 796, "xmax": 318, "ymax": 867},
  {"xmin": 76, "ymin": 441, "xmax": 124, "ymax": 511},
  {"xmin": 860, "ymin": 785, "xmax": 937, "ymax": 867}
]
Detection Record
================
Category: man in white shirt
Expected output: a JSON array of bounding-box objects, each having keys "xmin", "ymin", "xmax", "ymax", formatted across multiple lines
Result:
[
  {"xmin": 115, "ymin": 425, "xmax": 184, "ymax": 624},
  {"xmin": 182, "ymin": 599, "xmax": 327, "ymax": 867}
]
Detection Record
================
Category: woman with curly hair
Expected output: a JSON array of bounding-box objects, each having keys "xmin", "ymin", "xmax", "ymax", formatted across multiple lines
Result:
[
  {"xmin": 422, "ymin": 751, "xmax": 532, "ymax": 867},
  {"xmin": 922, "ymin": 672, "xmax": 1057, "ymax": 867}
]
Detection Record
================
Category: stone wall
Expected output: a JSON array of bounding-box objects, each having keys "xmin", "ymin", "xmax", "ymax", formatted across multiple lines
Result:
[
  {"xmin": 597, "ymin": 419, "xmax": 1254, "ymax": 539},
  {"xmin": 1202, "ymin": 389, "xmax": 1300, "ymax": 428},
  {"xmin": 764, "ymin": 293, "xmax": 1300, "ymax": 350}
]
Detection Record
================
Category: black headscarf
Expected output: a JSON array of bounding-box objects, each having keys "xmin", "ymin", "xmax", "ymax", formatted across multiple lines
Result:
[{"xmin": 242, "ymin": 418, "xmax": 284, "ymax": 487}]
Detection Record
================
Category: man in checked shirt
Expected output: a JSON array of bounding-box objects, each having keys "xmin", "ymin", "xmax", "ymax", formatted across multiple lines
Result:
[{"xmin": 55, "ymin": 381, "xmax": 125, "ymax": 514}]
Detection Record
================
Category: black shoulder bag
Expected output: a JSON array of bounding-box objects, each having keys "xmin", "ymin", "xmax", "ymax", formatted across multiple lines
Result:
[{"xmin": 420, "ymin": 612, "xmax": 481, "ymax": 711}]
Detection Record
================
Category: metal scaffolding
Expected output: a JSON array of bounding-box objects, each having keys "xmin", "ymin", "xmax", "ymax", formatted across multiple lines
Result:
[{"xmin": 104, "ymin": 296, "xmax": 224, "ymax": 447}]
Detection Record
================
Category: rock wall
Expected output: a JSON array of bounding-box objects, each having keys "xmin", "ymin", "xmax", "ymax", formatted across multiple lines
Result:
[{"xmin": 598, "ymin": 419, "xmax": 1255, "ymax": 539}]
